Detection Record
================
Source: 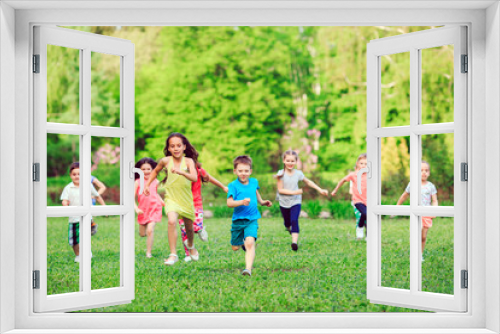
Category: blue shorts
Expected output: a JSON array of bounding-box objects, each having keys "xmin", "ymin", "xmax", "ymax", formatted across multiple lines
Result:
[{"xmin": 230, "ymin": 219, "xmax": 258, "ymax": 246}]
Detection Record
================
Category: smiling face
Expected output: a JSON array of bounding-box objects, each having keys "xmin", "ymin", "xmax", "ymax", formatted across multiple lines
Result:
[
  {"xmin": 234, "ymin": 163, "xmax": 252, "ymax": 184},
  {"xmin": 421, "ymin": 162, "xmax": 430, "ymax": 182},
  {"xmin": 283, "ymin": 154, "xmax": 298, "ymax": 171},
  {"xmin": 167, "ymin": 136, "xmax": 186, "ymax": 159},
  {"xmin": 70, "ymin": 168, "xmax": 80, "ymax": 186},
  {"xmin": 140, "ymin": 163, "xmax": 153, "ymax": 180}
]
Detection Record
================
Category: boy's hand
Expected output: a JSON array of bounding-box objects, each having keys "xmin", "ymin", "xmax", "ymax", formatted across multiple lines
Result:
[
  {"xmin": 242, "ymin": 198, "xmax": 251, "ymax": 206},
  {"xmin": 136, "ymin": 208, "xmax": 144, "ymax": 215},
  {"xmin": 331, "ymin": 190, "xmax": 337, "ymax": 196},
  {"xmin": 320, "ymin": 189, "xmax": 329, "ymax": 196},
  {"xmin": 261, "ymin": 200, "xmax": 272, "ymax": 207}
]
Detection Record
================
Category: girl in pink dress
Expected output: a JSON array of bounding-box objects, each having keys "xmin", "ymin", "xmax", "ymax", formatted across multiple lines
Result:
[
  {"xmin": 179, "ymin": 163, "xmax": 228, "ymax": 262},
  {"xmin": 135, "ymin": 158, "xmax": 165, "ymax": 258}
]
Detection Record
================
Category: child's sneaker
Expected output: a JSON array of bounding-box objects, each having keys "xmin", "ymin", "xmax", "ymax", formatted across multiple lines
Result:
[
  {"xmin": 91, "ymin": 222, "xmax": 98, "ymax": 236},
  {"xmin": 74, "ymin": 255, "xmax": 80, "ymax": 263},
  {"xmin": 241, "ymin": 269, "xmax": 251, "ymax": 276},
  {"xmin": 356, "ymin": 227, "xmax": 364, "ymax": 240},
  {"xmin": 184, "ymin": 255, "xmax": 192, "ymax": 262},
  {"xmin": 291, "ymin": 243, "xmax": 298, "ymax": 251},
  {"xmin": 198, "ymin": 228, "xmax": 209, "ymax": 242}
]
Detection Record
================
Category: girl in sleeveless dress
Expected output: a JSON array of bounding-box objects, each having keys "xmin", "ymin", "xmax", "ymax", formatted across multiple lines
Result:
[
  {"xmin": 144, "ymin": 133, "xmax": 199, "ymax": 266},
  {"xmin": 134, "ymin": 157, "xmax": 165, "ymax": 258}
]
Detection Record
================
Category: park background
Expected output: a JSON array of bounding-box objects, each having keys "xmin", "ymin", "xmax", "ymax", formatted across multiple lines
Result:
[
  {"xmin": 44, "ymin": 26, "xmax": 456, "ymax": 312},
  {"xmin": 46, "ymin": 25, "xmax": 454, "ymax": 213}
]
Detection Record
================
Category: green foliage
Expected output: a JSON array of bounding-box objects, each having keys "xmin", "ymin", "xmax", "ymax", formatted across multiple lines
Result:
[
  {"xmin": 52, "ymin": 26, "xmax": 455, "ymax": 202},
  {"xmin": 302, "ymin": 200, "xmax": 323, "ymax": 218},
  {"xmin": 41, "ymin": 216, "xmax": 454, "ymax": 312}
]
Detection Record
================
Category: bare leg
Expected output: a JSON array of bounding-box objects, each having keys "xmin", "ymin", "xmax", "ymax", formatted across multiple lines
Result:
[
  {"xmin": 244, "ymin": 237, "xmax": 256, "ymax": 271},
  {"xmin": 146, "ymin": 222, "xmax": 156, "ymax": 256},
  {"xmin": 183, "ymin": 217, "xmax": 198, "ymax": 257},
  {"xmin": 166, "ymin": 212, "xmax": 179, "ymax": 262},
  {"xmin": 73, "ymin": 244, "xmax": 79, "ymax": 256},
  {"xmin": 421, "ymin": 227, "xmax": 429, "ymax": 253},
  {"xmin": 291, "ymin": 232, "xmax": 299, "ymax": 244},
  {"xmin": 139, "ymin": 224, "xmax": 147, "ymax": 238}
]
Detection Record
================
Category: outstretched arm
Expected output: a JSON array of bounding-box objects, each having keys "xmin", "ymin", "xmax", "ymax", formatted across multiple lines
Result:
[
  {"xmin": 144, "ymin": 158, "xmax": 166, "ymax": 196},
  {"xmin": 396, "ymin": 192, "xmax": 410, "ymax": 205},
  {"xmin": 96, "ymin": 195, "xmax": 106, "ymax": 206},
  {"xmin": 92, "ymin": 178, "xmax": 107, "ymax": 196},
  {"xmin": 277, "ymin": 178, "xmax": 302, "ymax": 195},
  {"xmin": 331, "ymin": 175, "xmax": 349, "ymax": 196},
  {"xmin": 303, "ymin": 177, "xmax": 329, "ymax": 196},
  {"xmin": 208, "ymin": 174, "xmax": 228, "ymax": 193},
  {"xmin": 256, "ymin": 190, "xmax": 272, "ymax": 207}
]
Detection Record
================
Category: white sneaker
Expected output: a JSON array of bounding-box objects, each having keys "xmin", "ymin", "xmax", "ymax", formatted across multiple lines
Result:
[
  {"xmin": 74, "ymin": 255, "xmax": 80, "ymax": 263},
  {"xmin": 184, "ymin": 255, "xmax": 192, "ymax": 262},
  {"xmin": 356, "ymin": 227, "xmax": 364, "ymax": 239},
  {"xmin": 198, "ymin": 228, "xmax": 209, "ymax": 242}
]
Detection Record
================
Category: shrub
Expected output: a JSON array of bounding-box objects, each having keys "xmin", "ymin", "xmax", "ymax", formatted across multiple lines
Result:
[
  {"xmin": 212, "ymin": 205, "xmax": 233, "ymax": 218},
  {"xmin": 325, "ymin": 200, "xmax": 354, "ymax": 220},
  {"xmin": 302, "ymin": 200, "xmax": 323, "ymax": 218}
]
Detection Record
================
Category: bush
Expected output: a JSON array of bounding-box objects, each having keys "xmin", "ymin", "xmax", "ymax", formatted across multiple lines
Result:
[
  {"xmin": 302, "ymin": 200, "xmax": 323, "ymax": 218},
  {"xmin": 212, "ymin": 205, "xmax": 233, "ymax": 219},
  {"xmin": 325, "ymin": 200, "xmax": 354, "ymax": 220}
]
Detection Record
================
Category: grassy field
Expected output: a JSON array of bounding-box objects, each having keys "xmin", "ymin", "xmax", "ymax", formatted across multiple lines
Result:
[{"xmin": 46, "ymin": 216, "xmax": 454, "ymax": 312}]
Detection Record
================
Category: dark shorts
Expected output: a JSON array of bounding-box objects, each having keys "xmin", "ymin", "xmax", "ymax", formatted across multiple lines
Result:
[{"xmin": 230, "ymin": 219, "xmax": 258, "ymax": 246}]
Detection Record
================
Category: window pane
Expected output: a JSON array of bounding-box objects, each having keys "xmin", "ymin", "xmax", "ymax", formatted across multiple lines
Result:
[
  {"xmin": 381, "ymin": 52, "xmax": 410, "ymax": 127},
  {"xmin": 421, "ymin": 45, "xmax": 454, "ymax": 124},
  {"xmin": 421, "ymin": 133, "xmax": 454, "ymax": 206},
  {"xmin": 47, "ymin": 133, "xmax": 80, "ymax": 207},
  {"xmin": 381, "ymin": 136, "xmax": 410, "ymax": 205},
  {"xmin": 421, "ymin": 216, "xmax": 454, "ymax": 295},
  {"xmin": 91, "ymin": 215, "xmax": 121, "ymax": 290},
  {"xmin": 91, "ymin": 137, "xmax": 121, "ymax": 205},
  {"xmin": 381, "ymin": 215, "xmax": 410, "ymax": 290},
  {"xmin": 47, "ymin": 216, "xmax": 81, "ymax": 295},
  {"xmin": 91, "ymin": 52, "xmax": 121, "ymax": 127},
  {"xmin": 47, "ymin": 45, "xmax": 80, "ymax": 124}
]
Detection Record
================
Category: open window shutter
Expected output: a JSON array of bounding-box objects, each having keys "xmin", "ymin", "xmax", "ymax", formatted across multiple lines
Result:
[
  {"xmin": 366, "ymin": 26, "xmax": 467, "ymax": 312},
  {"xmin": 33, "ymin": 26, "xmax": 135, "ymax": 312}
]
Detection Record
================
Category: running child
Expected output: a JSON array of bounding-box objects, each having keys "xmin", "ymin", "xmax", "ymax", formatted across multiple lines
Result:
[
  {"xmin": 61, "ymin": 162, "xmax": 106, "ymax": 263},
  {"xmin": 90, "ymin": 175, "xmax": 107, "ymax": 234},
  {"xmin": 135, "ymin": 157, "xmax": 165, "ymax": 258},
  {"xmin": 227, "ymin": 155, "xmax": 272, "ymax": 276},
  {"xmin": 180, "ymin": 164, "xmax": 228, "ymax": 262},
  {"xmin": 395, "ymin": 161, "xmax": 438, "ymax": 261},
  {"xmin": 331, "ymin": 153, "xmax": 368, "ymax": 239},
  {"xmin": 144, "ymin": 133, "xmax": 199, "ymax": 266},
  {"xmin": 275, "ymin": 150, "xmax": 329, "ymax": 251}
]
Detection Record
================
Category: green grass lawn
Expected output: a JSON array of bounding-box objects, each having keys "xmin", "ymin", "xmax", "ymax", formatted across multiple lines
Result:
[{"xmin": 46, "ymin": 216, "xmax": 454, "ymax": 312}]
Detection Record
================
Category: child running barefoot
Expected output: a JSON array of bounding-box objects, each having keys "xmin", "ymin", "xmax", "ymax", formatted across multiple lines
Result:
[
  {"xmin": 275, "ymin": 150, "xmax": 329, "ymax": 251},
  {"xmin": 331, "ymin": 153, "xmax": 368, "ymax": 239},
  {"xmin": 180, "ymin": 164, "xmax": 228, "ymax": 262},
  {"xmin": 61, "ymin": 162, "xmax": 106, "ymax": 263},
  {"xmin": 144, "ymin": 133, "xmax": 199, "ymax": 266},
  {"xmin": 135, "ymin": 158, "xmax": 165, "ymax": 258},
  {"xmin": 395, "ymin": 161, "xmax": 438, "ymax": 261},
  {"xmin": 227, "ymin": 155, "xmax": 272, "ymax": 276}
]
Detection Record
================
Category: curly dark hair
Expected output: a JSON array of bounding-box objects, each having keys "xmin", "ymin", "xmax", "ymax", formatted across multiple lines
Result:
[
  {"xmin": 161, "ymin": 132, "xmax": 199, "ymax": 184},
  {"xmin": 134, "ymin": 157, "xmax": 158, "ymax": 180}
]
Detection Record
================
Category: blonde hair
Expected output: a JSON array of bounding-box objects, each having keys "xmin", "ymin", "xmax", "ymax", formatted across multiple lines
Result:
[{"xmin": 355, "ymin": 153, "xmax": 367, "ymax": 168}]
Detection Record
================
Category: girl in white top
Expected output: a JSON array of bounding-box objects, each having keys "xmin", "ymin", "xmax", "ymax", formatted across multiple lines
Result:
[{"xmin": 275, "ymin": 150, "xmax": 329, "ymax": 251}]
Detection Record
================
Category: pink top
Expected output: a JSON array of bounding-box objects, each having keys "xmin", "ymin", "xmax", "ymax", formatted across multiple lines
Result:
[
  {"xmin": 346, "ymin": 172, "xmax": 367, "ymax": 205},
  {"xmin": 192, "ymin": 167, "xmax": 207, "ymax": 209},
  {"xmin": 136, "ymin": 178, "xmax": 163, "ymax": 225}
]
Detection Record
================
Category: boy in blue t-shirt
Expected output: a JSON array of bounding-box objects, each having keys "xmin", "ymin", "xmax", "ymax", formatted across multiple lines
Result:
[{"xmin": 227, "ymin": 155, "xmax": 272, "ymax": 276}]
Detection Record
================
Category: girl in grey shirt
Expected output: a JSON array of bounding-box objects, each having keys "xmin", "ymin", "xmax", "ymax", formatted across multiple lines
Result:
[{"xmin": 275, "ymin": 150, "xmax": 329, "ymax": 251}]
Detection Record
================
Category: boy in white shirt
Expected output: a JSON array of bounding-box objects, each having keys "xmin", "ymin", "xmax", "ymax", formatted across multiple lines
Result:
[{"xmin": 61, "ymin": 162, "xmax": 106, "ymax": 262}]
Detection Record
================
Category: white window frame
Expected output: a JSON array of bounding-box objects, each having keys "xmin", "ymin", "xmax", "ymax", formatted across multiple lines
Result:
[{"xmin": 1, "ymin": 2, "xmax": 498, "ymax": 333}]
